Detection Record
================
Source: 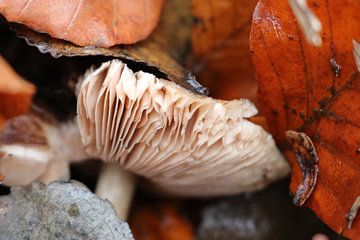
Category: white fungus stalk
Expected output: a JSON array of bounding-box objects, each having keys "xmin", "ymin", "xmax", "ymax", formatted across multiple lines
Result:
[{"xmin": 95, "ymin": 163, "xmax": 136, "ymax": 220}]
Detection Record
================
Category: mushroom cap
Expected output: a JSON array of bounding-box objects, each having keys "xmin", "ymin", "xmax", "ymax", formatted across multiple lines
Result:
[
  {"xmin": 0, "ymin": 115, "xmax": 50, "ymax": 186},
  {"xmin": 77, "ymin": 60, "xmax": 289, "ymax": 196},
  {"xmin": 0, "ymin": 0, "xmax": 164, "ymax": 47},
  {"xmin": 0, "ymin": 113, "xmax": 87, "ymax": 186}
]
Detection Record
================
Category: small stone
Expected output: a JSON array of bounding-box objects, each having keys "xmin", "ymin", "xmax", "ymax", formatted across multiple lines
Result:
[{"xmin": 0, "ymin": 181, "xmax": 134, "ymax": 240}]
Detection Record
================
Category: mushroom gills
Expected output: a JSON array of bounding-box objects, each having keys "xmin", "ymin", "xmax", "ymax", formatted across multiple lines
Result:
[{"xmin": 77, "ymin": 59, "xmax": 289, "ymax": 196}]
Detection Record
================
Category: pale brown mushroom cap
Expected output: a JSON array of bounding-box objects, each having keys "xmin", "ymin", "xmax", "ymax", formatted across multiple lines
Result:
[
  {"xmin": 0, "ymin": 114, "xmax": 87, "ymax": 186},
  {"xmin": 77, "ymin": 60, "xmax": 289, "ymax": 196},
  {"xmin": 0, "ymin": 114, "xmax": 51, "ymax": 185}
]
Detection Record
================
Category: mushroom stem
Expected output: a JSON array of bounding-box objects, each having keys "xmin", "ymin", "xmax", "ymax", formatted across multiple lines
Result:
[
  {"xmin": 95, "ymin": 163, "xmax": 136, "ymax": 220},
  {"xmin": 39, "ymin": 159, "xmax": 70, "ymax": 184},
  {"xmin": 37, "ymin": 118, "xmax": 87, "ymax": 184}
]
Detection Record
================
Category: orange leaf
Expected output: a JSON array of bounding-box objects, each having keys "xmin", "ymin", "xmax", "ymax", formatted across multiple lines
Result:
[
  {"xmin": 190, "ymin": 0, "xmax": 258, "ymax": 102},
  {"xmin": 0, "ymin": 56, "xmax": 35, "ymax": 128},
  {"xmin": 129, "ymin": 202, "xmax": 194, "ymax": 240},
  {"xmin": 250, "ymin": 0, "xmax": 360, "ymax": 238},
  {"xmin": 0, "ymin": 0, "xmax": 164, "ymax": 47}
]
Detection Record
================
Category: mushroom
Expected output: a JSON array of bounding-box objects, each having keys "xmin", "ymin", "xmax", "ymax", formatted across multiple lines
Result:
[
  {"xmin": 0, "ymin": 113, "xmax": 86, "ymax": 186},
  {"xmin": 0, "ymin": 112, "xmax": 135, "ymax": 219},
  {"xmin": 77, "ymin": 59, "xmax": 289, "ymax": 196},
  {"xmin": 0, "ymin": 59, "xmax": 289, "ymax": 219}
]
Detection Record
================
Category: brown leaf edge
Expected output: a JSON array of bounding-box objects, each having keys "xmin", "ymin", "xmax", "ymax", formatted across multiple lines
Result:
[
  {"xmin": 10, "ymin": 23, "xmax": 209, "ymax": 96},
  {"xmin": 286, "ymin": 130, "xmax": 319, "ymax": 206},
  {"xmin": 0, "ymin": 56, "xmax": 36, "ymax": 128}
]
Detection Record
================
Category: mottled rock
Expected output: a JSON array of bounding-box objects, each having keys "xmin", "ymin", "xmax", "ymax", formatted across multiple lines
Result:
[{"xmin": 0, "ymin": 180, "xmax": 134, "ymax": 240}]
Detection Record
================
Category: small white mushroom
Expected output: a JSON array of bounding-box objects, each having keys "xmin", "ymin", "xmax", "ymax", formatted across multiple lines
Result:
[
  {"xmin": 0, "ymin": 114, "xmax": 86, "ymax": 186},
  {"xmin": 0, "ymin": 112, "xmax": 134, "ymax": 219},
  {"xmin": 77, "ymin": 59, "xmax": 289, "ymax": 196}
]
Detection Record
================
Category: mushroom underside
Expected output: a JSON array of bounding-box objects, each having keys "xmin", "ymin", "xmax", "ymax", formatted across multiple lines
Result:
[{"xmin": 77, "ymin": 60, "xmax": 289, "ymax": 196}]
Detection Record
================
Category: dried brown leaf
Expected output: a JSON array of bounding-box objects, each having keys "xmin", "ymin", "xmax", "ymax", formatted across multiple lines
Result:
[
  {"xmin": 250, "ymin": 0, "xmax": 360, "ymax": 237},
  {"xmin": 0, "ymin": 55, "xmax": 35, "ymax": 128},
  {"xmin": 129, "ymin": 202, "xmax": 193, "ymax": 240},
  {"xmin": 11, "ymin": 23, "xmax": 208, "ymax": 96},
  {"xmin": 190, "ymin": 0, "xmax": 258, "ymax": 102},
  {"xmin": 0, "ymin": 0, "xmax": 164, "ymax": 47}
]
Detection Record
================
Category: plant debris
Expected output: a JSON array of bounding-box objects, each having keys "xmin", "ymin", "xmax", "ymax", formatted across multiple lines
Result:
[
  {"xmin": 330, "ymin": 58, "xmax": 341, "ymax": 78},
  {"xmin": 346, "ymin": 196, "xmax": 360, "ymax": 230}
]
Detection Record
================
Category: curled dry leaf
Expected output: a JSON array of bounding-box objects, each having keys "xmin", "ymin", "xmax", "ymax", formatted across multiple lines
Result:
[
  {"xmin": 129, "ymin": 202, "xmax": 193, "ymax": 240},
  {"xmin": 77, "ymin": 59, "xmax": 289, "ymax": 196},
  {"xmin": 0, "ymin": 0, "xmax": 164, "ymax": 47},
  {"xmin": 286, "ymin": 131, "xmax": 319, "ymax": 206},
  {"xmin": 0, "ymin": 56, "xmax": 35, "ymax": 128},
  {"xmin": 11, "ymin": 23, "xmax": 209, "ymax": 96},
  {"xmin": 0, "ymin": 181, "xmax": 134, "ymax": 240},
  {"xmin": 250, "ymin": 0, "xmax": 360, "ymax": 237},
  {"xmin": 191, "ymin": 0, "xmax": 258, "ymax": 102}
]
